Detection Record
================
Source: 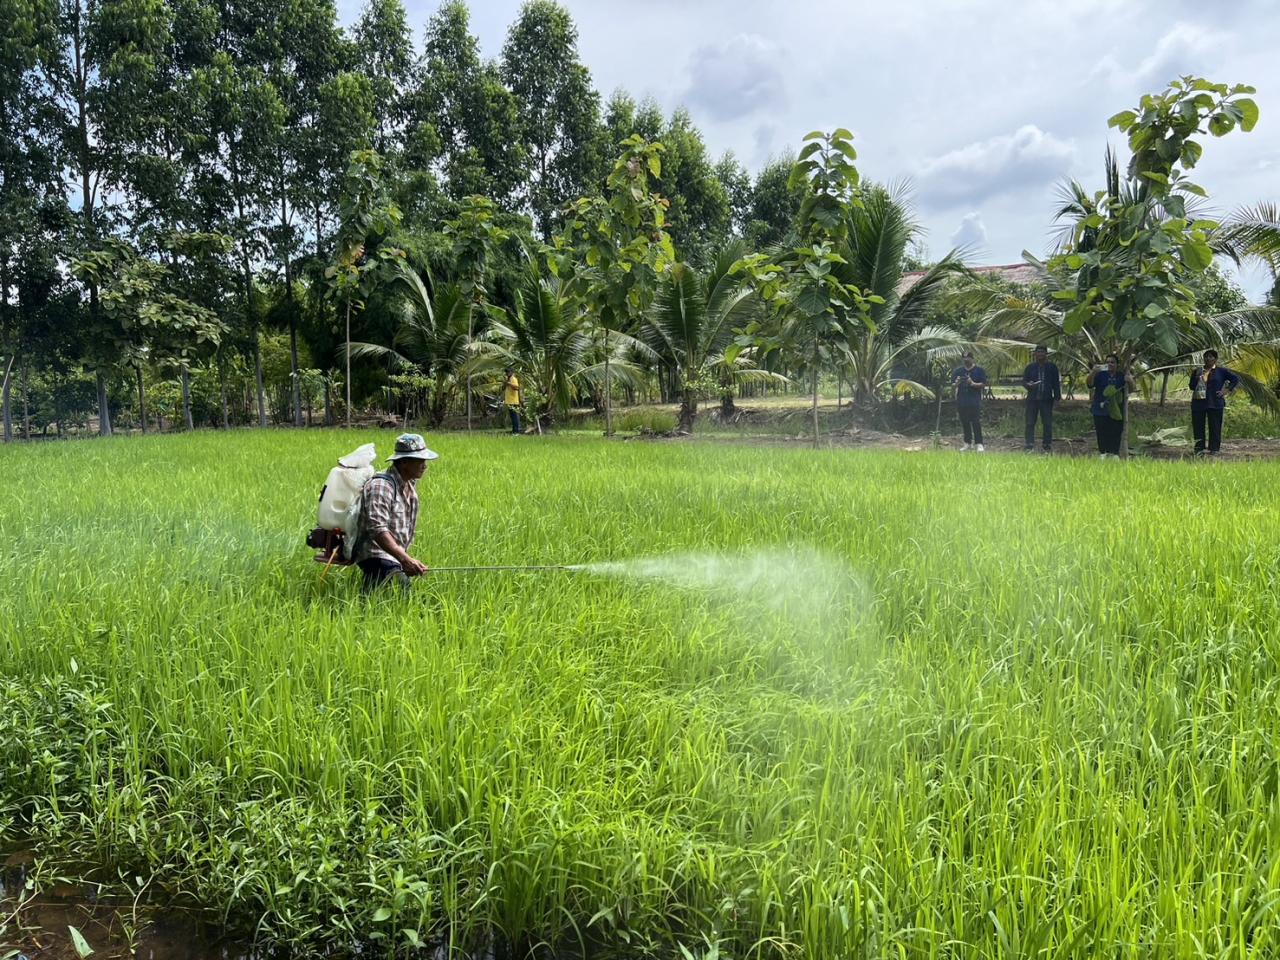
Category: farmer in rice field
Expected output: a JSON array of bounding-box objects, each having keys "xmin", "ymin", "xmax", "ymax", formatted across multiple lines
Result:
[
  {"xmin": 503, "ymin": 366, "xmax": 523, "ymax": 435},
  {"xmin": 353, "ymin": 433, "xmax": 438, "ymax": 591},
  {"xmin": 1189, "ymin": 349, "xmax": 1241, "ymax": 457},
  {"xmin": 1085, "ymin": 353, "xmax": 1134, "ymax": 458},
  {"xmin": 1022, "ymin": 345, "xmax": 1062, "ymax": 452},
  {"xmin": 952, "ymin": 351, "xmax": 987, "ymax": 452}
]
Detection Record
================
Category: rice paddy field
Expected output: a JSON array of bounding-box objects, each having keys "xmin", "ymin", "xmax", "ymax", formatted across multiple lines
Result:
[{"xmin": 3, "ymin": 430, "xmax": 1280, "ymax": 959}]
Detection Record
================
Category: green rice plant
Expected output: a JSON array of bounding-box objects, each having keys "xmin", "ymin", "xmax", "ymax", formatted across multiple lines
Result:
[{"xmin": 2, "ymin": 432, "xmax": 1280, "ymax": 958}]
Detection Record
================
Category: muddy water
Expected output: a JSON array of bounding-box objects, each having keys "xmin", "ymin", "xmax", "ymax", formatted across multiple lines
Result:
[{"xmin": 1, "ymin": 849, "xmax": 264, "ymax": 960}]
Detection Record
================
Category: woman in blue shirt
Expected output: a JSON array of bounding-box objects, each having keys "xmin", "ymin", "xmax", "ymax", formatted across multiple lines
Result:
[
  {"xmin": 1085, "ymin": 354, "xmax": 1134, "ymax": 458},
  {"xmin": 1189, "ymin": 350, "xmax": 1241, "ymax": 456}
]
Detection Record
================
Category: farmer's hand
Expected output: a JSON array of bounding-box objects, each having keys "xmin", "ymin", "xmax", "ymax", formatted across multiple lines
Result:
[{"xmin": 402, "ymin": 557, "xmax": 429, "ymax": 577}]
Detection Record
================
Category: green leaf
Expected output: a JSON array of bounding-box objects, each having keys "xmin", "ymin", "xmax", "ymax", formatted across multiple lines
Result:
[
  {"xmin": 1181, "ymin": 240, "xmax": 1213, "ymax": 270},
  {"xmin": 373, "ymin": 907, "xmax": 392, "ymax": 922},
  {"xmin": 1119, "ymin": 314, "xmax": 1148, "ymax": 339},
  {"xmin": 794, "ymin": 282, "xmax": 830, "ymax": 317},
  {"xmin": 1208, "ymin": 113, "xmax": 1235, "ymax": 137},
  {"xmin": 68, "ymin": 925, "xmax": 94, "ymax": 958},
  {"xmin": 1108, "ymin": 109, "xmax": 1138, "ymax": 130},
  {"xmin": 832, "ymin": 127, "xmax": 854, "ymax": 140},
  {"xmin": 796, "ymin": 142, "xmax": 822, "ymax": 161},
  {"xmin": 1179, "ymin": 181, "xmax": 1207, "ymax": 198},
  {"xmin": 1063, "ymin": 303, "xmax": 1091, "ymax": 334},
  {"xmin": 1143, "ymin": 302, "xmax": 1166, "ymax": 318},
  {"xmin": 647, "ymin": 155, "xmax": 661, "ymax": 177},
  {"xmin": 833, "ymin": 139, "xmax": 858, "ymax": 162},
  {"xmin": 1051, "ymin": 289, "xmax": 1079, "ymax": 301},
  {"xmin": 802, "ymin": 130, "xmax": 825, "ymax": 141},
  {"xmin": 1237, "ymin": 97, "xmax": 1259, "ymax": 132}
]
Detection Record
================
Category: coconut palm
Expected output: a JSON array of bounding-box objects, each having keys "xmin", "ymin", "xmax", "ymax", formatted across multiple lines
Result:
[
  {"xmin": 485, "ymin": 272, "xmax": 650, "ymax": 429},
  {"xmin": 347, "ymin": 264, "xmax": 495, "ymax": 426},
  {"xmin": 829, "ymin": 184, "xmax": 974, "ymax": 404},
  {"xmin": 641, "ymin": 244, "xmax": 785, "ymax": 433}
]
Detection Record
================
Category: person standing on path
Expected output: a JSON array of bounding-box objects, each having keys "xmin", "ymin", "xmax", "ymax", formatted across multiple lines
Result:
[
  {"xmin": 1189, "ymin": 350, "xmax": 1240, "ymax": 457},
  {"xmin": 1022, "ymin": 345, "xmax": 1062, "ymax": 452},
  {"xmin": 952, "ymin": 351, "xmax": 987, "ymax": 452},
  {"xmin": 353, "ymin": 433, "xmax": 438, "ymax": 591},
  {"xmin": 1086, "ymin": 354, "xmax": 1134, "ymax": 458},
  {"xmin": 503, "ymin": 366, "xmax": 523, "ymax": 435}
]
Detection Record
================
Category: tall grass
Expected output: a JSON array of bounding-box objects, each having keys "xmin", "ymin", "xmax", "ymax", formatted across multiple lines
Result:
[{"xmin": 2, "ymin": 432, "xmax": 1280, "ymax": 958}]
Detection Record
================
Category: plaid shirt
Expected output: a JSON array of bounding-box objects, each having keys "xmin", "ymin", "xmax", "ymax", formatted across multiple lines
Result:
[{"xmin": 355, "ymin": 468, "xmax": 419, "ymax": 564}]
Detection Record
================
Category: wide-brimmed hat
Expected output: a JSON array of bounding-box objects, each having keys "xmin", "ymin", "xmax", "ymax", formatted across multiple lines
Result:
[{"xmin": 387, "ymin": 433, "xmax": 440, "ymax": 462}]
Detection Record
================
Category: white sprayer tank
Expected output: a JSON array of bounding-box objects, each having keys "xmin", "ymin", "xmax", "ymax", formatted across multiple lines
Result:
[{"xmin": 317, "ymin": 443, "xmax": 377, "ymax": 533}]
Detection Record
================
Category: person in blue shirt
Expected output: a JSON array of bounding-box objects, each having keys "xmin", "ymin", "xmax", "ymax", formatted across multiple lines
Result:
[
  {"xmin": 951, "ymin": 351, "xmax": 987, "ymax": 451},
  {"xmin": 1189, "ymin": 349, "xmax": 1241, "ymax": 456},
  {"xmin": 1022, "ymin": 345, "xmax": 1062, "ymax": 452},
  {"xmin": 1085, "ymin": 354, "xmax": 1135, "ymax": 458}
]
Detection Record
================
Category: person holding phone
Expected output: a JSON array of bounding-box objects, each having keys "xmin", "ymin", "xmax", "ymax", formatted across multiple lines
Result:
[
  {"xmin": 1189, "ymin": 349, "xmax": 1240, "ymax": 456},
  {"xmin": 1022, "ymin": 345, "xmax": 1062, "ymax": 452},
  {"xmin": 952, "ymin": 351, "xmax": 987, "ymax": 451},
  {"xmin": 1086, "ymin": 354, "xmax": 1134, "ymax": 458}
]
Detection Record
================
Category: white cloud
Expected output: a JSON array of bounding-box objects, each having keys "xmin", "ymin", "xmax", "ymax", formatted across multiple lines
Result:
[
  {"xmin": 1092, "ymin": 22, "xmax": 1225, "ymax": 89},
  {"xmin": 916, "ymin": 125, "xmax": 1077, "ymax": 207},
  {"xmin": 683, "ymin": 33, "xmax": 786, "ymax": 122},
  {"xmin": 951, "ymin": 213, "xmax": 988, "ymax": 249}
]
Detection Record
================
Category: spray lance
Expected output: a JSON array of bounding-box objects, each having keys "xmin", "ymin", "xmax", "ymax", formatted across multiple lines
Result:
[{"xmin": 421, "ymin": 564, "xmax": 580, "ymax": 574}]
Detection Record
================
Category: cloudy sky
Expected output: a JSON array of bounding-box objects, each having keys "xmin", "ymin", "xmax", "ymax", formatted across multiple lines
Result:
[{"xmin": 337, "ymin": 0, "xmax": 1280, "ymax": 299}]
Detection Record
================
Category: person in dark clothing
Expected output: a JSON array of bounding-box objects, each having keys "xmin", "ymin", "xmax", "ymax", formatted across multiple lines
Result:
[
  {"xmin": 1022, "ymin": 345, "xmax": 1062, "ymax": 451},
  {"xmin": 1085, "ymin": 354, "xmax": 1134, "ymax": 458},
  {"xmin": 952, "ymin": 351, "xmax": 987, "ymax": 451},
  {"xmin": 1189, "ymin": 350, "xmax": 1241, "ymax": 456}
]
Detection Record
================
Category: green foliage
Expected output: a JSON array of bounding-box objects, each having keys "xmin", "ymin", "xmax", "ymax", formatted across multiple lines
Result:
[
  {"xmin": 1051, "ymin": 76, "xmax": 1258, "ymax": 358},
  {"xmin": 556, "ymin": 135, "xmax": 676, "ymax": 431},
  {"xmin": 501, "ymin": 0, "xmax": 603, "ymax": 237}
]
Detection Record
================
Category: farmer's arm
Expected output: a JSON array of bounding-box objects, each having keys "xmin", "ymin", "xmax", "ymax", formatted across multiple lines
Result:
[
  {"xmin": 1220, "ymin": 368, "xmax": 1241, "ymax": 396},
  {"xmin": 1085, "ymin": 367, "xmax": 1098, "ymax": 387},
  {"xmin": 373, "ymin": 530, "xmax": 427, "ymax": 574},
  {"xmin": 364, "ymin": 480, "xmax": 427, "ymax": 575}
]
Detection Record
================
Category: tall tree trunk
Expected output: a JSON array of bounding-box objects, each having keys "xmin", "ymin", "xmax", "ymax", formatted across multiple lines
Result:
[
  {"xmin": 1, "ymin": 355, "xmax": 13, "ymax": 443},
  {"xmin": 218, "ymin": 358, "xmax": 229, "ymax": 429},
  {"xmin": 603, "ymin": 329, "xmax": 613, "ymax": 437},
  {"xmin": 287, "ymin": 289, "xmax": 302, "ymax": 427},
  {"xmin": 324, "ymin": 378, "xmax": 333, "ymax": 426},
  {"xmin": 345, "ymin": 300, "xmax": 352, "ymax": 428},
  {"xmin": 280, "ymin": 181, "xmax": 302, "ymax": 427},
  {"xmin": 1159, "ymin": 369, "xmax": 1170, "ymax": 406},
  {"xmin": 135, "ymin": 364, "xmax": 148, "ymax": 433},
  {"xmin": 21, "ymin": 363, "xmax": 30, "ymax": 439},
  {"xmin": 181, "ymin": 367, "xmax": 193, "ymax": 430},
  {"xmin": 254, "ymin": 331, "xmax": 267, "ymax": 426},
  {"xmin": 811, "ymin": 336, "xmax": 820, "ymax": 449},
  {"xmin": 678, "ymin": 384, "xmax": 697, "ymax": 434},
  {"xmin": 96, "ymin": 369, "xmax": 112, "ymax": 437}
]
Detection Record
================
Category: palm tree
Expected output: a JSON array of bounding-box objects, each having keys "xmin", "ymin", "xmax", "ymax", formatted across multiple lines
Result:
[
  {"xmin": 347, "ymin": 264, "xmax": 492, "ymax": 427},
  {"xmin": 641, "ymin": 244, "xmax": 784, "ymax": 433},
  {"xmin": 830, "ymin": 184, "xmax": 973, "ymax": 405},
  {"xmin": 485, "ymin": 272, "xmax": 651, "ymax": 430}
]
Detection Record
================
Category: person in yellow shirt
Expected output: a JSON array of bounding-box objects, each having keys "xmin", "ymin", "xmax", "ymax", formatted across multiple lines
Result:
[{"xmin": 503, "ymin": 366, "xmax": 523, "ymax": 435}]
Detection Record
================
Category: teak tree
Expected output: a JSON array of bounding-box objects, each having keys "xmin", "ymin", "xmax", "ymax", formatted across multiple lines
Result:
[
  {"xmin": 1051, "ymin": 76, "xmax": 1258, "ymax": 456},
  {"xmin": 557, "ymin": 135, "xmax": 674, "ymax": 436}
]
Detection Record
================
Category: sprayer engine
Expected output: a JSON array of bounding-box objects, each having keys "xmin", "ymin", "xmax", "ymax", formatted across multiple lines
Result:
[{"xmin": 307, "ymin": 528, "xmax": 353, "ymax": 566}]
